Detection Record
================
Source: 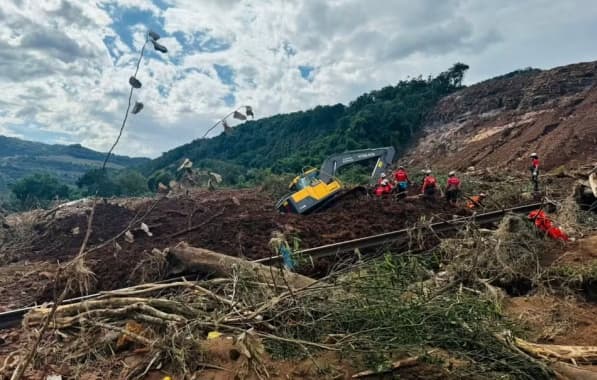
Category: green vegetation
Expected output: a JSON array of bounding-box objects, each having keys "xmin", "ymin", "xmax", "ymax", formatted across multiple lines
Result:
[
  {"xmin": 0, "ymin": 136, "xmax": 148, "ymax": 194},
  {"xmin": 3, "ymin": 168, "xmax": 149, "ymax": 211},
  {"xmin": 145, "ymin": 63, "xmax": 470, "ymax": 184},
  {"xmin": 76, "ymin": 169, "xmax": 149, "ymax": 197},
  {"xmin": 267, "ymin": 253, "xmax": 551, "ymax": 378},
  {"xmin": 10, "ymin": 173, "xmax": 72, "ymax": 209}
]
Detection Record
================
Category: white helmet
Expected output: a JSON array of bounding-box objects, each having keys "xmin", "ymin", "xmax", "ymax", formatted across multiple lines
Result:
[
  {"xmin": 425, "ymin": 169, "xmax": 432, "ymax": 175},
  {"xmin": 448, "ymin": 170, "xmax": 456, "ymax": 176},
  {"xmin": 530, "ymin": 152, "xmax": 538, "ymax": 158},
  {"xmin": 380, "ymin": 172, "xmax": 386, "ymax": 178}
]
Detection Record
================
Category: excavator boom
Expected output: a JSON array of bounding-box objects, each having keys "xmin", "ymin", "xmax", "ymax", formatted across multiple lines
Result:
[{"xmin": 319, "ymin": 147, "xmax": 395, "ymax": 183}]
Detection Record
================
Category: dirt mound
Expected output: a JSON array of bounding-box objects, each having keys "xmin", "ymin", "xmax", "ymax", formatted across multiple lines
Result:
[
  {"xmin": 2, "ymin": 188, "xmax": 460, "ymax": 308},
  {"xmin": 504, "ymin": 295, "xmax": 597, "ymax": 347},
  {"xmin": 406, "ymin": 61, "xmax": 597, "ymax": 171}
]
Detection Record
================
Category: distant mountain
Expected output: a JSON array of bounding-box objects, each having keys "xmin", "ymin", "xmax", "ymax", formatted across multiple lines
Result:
[{"xmin": 0, "ymin": 136, "xmax": 149, "ymax": 192}]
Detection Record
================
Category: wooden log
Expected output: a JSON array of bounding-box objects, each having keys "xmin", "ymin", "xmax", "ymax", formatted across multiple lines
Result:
[
  {"xmin": 167, "ymin": 242, "xmax": 317, "ymax": 289},
  {"xmin": 514, "ymin": 337, "xmax": 597, "ymax": 364}
]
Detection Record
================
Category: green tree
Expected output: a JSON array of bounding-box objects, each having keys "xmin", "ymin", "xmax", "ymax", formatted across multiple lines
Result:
[
  {"xmin": 76, "ymin": 169, "xmax": 117, "ymax": 196},
  {"xmin": 11, "ymin": 173, "xmax": 70, "ymax": 208},
  {"xmin": 77, "ymin": 169, "xmax": 149, "ymax": 197},
  {"xmin": 114, "ymin": 170, "xmax": 148, "ymax": 196}
]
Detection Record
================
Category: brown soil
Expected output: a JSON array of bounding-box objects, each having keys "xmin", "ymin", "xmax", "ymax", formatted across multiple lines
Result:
[
  {"xmin": 0, "ymin": 187, "xmax": 462, "ymax": 309},
  {"xmin": 0, "ymin": 262, "xmax": 58, "ymax": 310},
  {"xmin": 502, "ymin": 233, "xmax": 597, "ymax": 358},
  {"xmin": 504, "ymin": 294, "xmax": 597, "ymax": 346},
  {"xmin": 407, "ymin": 61, "xmax": 597, "ymax": 171},
  {"xmin": 553, "ymin": 234, "xmax": 597, "ymax": 266}
]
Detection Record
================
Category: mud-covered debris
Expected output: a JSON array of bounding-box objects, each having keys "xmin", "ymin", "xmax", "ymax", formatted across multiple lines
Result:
[
  {"xmin": 124, "ymin": 230, "xmax": 134, "ymax": 243},
  {"xmin": 140, "ymin": 222, "xmax": 153, "ymax": 237}
]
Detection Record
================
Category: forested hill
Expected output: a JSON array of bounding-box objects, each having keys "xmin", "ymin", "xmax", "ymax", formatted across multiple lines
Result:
[
  {"xmin": 144, "ymin": 63, "xmax": 470, "ymax": 186},
  {"xmin": 0, "ymin": 136, "xmax": 148, "ymax": 191}
]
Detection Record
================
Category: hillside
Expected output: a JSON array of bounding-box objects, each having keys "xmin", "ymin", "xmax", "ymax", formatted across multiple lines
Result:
[
  {"xmin": 0, "ymin": 136, "xmax": 149, "ymax": 191},
  {"xmin": 146, "ymin": 61, "xmax": 597, "ymax": 184},
  {"xmin": 144, "ymin": 64, "xmax": 469, "ymax": 184},
  {"xmin": 405, "ymin": 61, "xmax": 597, "ymax": 171}
]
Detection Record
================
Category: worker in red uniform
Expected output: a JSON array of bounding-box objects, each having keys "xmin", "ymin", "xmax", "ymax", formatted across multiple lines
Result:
[
  {"xmin": 374, "ymin": 173, "xmax": 393, "ymax": 197},
  {"xmin": 421, "ymin": 170, "xmax": 437, "ymax": 200},
  {"xmin": 530, "ymin": 153, "xmax": 540, "ymax": 192},
  {"xmin": 445, "ymin": 171, "xmax": 461, "ymax": 206},
  {"xmin": 528, "ymin": 209, "xmax": 569, "ymax": 241},
  {"xmin": 466, "ymin": 192, "xmax": 487, "ymax": 209},
  {"xmin": 393, "ymin": 165, "xmax": 410, "ymax": 195}
]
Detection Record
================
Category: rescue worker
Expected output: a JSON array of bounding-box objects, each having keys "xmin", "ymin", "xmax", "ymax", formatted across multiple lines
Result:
[
  {"xmin": 375, "ymin": 173, "xmax": 393, "ymax": 197},
  {"xmin": 530, "ymin": 153, "xmax": 540, "ymax": 192},
  {"xmin": 528, "ymin": 209, "xmax": 569, "ymax": 241},
  {"xmin": 466, "ymin": 192, "xmax": 487, "ymax": 209},
  {"xmin": 445, "ymin": 171, "xmax": 461, "ymax": 206},
  {"xmin": 421, "ymin": 170, "xmax": 437, "ymax": 200},
  {"xmin": 393, "ymin": 165, "xmax": 410, "ymax": 194}
]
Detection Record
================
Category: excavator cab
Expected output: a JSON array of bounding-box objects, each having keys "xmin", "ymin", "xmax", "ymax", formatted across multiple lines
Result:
[
  {"xmin": 290, "ymin": 168, "xmax": 319, "ymax": 191},
  {"xmin": 276, "ymin": 147, "xmax": 395, "ymax": 214}
]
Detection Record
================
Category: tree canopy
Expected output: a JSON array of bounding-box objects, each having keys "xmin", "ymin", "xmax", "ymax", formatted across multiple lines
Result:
[
  {"xmin": 145, "ymin": 63, "xmax": 469, "ymax": 185},
  {"xmin": 77, "ymin": 169, "xmax": 148, "ymax": 197},
  {"xmin": 11, "ymin": 173, "xmax": 71, "ymax": 208}
]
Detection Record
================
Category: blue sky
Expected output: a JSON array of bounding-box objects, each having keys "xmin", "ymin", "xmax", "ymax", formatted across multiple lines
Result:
[{"xmin": 0, "ymin": 0, "xmax": 596, "ymax": 157}]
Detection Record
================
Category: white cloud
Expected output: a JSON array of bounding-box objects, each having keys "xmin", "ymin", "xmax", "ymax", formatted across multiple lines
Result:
[{"xmin": 0, "ymin": 0, "xmax": 596, "ymax": 158}]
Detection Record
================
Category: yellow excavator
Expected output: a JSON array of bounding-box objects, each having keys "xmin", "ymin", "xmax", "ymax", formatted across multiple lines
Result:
[{"xmin": 276, "ymin": 147, "xmax": 396, "ymax": 214}]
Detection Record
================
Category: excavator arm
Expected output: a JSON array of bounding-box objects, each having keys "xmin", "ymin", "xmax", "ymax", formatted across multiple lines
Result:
[
  {"xmin": 276, "ymin": 146, "xmax": 396, "ymax": 214},
  {"xmin": 318, "ymin": 147, "xmax": 396, "ymax": 183}
]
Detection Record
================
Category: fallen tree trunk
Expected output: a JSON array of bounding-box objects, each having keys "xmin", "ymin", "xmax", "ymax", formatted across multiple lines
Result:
[
  {"xmin": 168, "ymin": 242, "xmax": 317, "ymax": 289},
  {"xmin": 515, "ymin": 337, "xmax": 597, "ymax": 364}
]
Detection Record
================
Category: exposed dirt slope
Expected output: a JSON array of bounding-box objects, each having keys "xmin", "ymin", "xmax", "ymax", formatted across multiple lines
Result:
[{"xmin": 406, "ymin": 61, "xmax": 597, "ymax": 171}]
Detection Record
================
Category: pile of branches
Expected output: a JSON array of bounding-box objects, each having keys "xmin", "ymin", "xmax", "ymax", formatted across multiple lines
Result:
[
  {"xmin": 438, "ymin": 213, "xmax": 558, "ymax": 295},
  {"xmin": 5, "ymin": 259, "xmax": 330, "ymax": 379},
  {"xmin": 3, "ymin": 248, "xmax": 559, "ymax": 380}
]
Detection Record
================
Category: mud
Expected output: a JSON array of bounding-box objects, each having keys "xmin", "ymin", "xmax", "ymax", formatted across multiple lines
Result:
[
  {"xmin": 1, "ymin": 188, "xmax": 463, "ymax": 308},
  {"xmin": 504, "ymin": 294, "xmax": 597, "ymax": 347}
]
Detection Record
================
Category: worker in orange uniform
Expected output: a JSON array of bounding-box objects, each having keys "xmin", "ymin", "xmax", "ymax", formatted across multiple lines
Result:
[
  {"xmin": 374, "ymin": 173, "xmax": 393, "ymax": 197},
  {"xmin": 445, "ymin": 171, "xmax": 461, "ymax": 206},
  {"xmin": 466, "ymin": 192, "xmax": 487, "ymax": 209},
  {"xmin": 530, "ymin": 153, "xmax": 540, "ymax": 192},
  {"xmin": 528, "ymin": 209, "xmax": 569, "ymax": 241},
  {"xmin": 421, "ymin": 170, "xmax": 437, "ymax": 200},
  {"xmin": 393, "ymin": 165, "xmax": 410, "ymax": 195}
]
